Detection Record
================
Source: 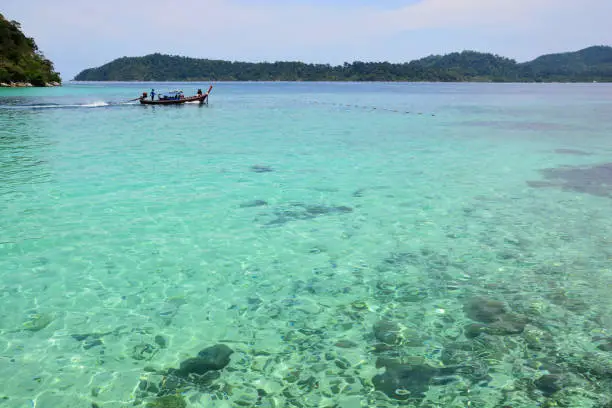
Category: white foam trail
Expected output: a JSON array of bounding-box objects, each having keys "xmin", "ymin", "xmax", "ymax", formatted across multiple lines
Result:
[
  {"xmin": 4, "ymin": 101, "xmax": 113, "ymax": 109},
  {"xmin": 81, "ymin": 101, "xmax": 109, "ymax": 107}
]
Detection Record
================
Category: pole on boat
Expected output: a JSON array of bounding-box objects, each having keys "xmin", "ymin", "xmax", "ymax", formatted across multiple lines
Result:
[{"xmin": 204, "ymin": 85, "xmax": 213, "ymax": 104}]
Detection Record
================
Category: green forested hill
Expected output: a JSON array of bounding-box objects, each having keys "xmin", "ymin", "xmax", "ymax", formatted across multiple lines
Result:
[
  {"xmin": 408, "ymin": 51, "xmax": 520, "ymax": 81},
  {"xmin": 0, "ymin": 13, "xmax": 61, "ymax": 85},
  {"xmin": 73, "ymin": 46, "xmax": 612, "ymax": 82},
  {"xmin": 518, "ymin": 46, "xmax": 612, "ymax": 81}
]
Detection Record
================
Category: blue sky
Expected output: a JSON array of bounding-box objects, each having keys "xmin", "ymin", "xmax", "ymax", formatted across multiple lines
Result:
[{"xmin": 3, "ymin": 0, "xmax": 611, "ymax": 80}]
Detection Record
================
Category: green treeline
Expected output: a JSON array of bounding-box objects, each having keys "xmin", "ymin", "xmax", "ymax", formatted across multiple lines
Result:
[
  {"xmin": 0, "ymin": 13, "xmax": 61, "ymax": 85},
  {"xmin": 74, "ymin": 46, "xmax": 612, "ymax": 82}
]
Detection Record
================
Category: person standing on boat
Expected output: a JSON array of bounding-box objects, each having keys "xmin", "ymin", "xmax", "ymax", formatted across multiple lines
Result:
[{"xmin": 150, "ymin": 89, "xmax": 155, "ymax": 101}]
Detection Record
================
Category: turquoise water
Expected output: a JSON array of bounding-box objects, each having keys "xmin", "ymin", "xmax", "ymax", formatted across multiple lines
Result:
[{"xmin": 1, "ymin": 82, "xmax": 612, "ymax": 407}]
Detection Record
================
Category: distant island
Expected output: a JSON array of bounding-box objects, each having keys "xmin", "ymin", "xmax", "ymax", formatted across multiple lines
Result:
[
  {"xmin": 0, "ymin": 13, "xmax": 61, "ymax": 87},
  {"xmin": 74, "ymin": 46, "xmax": 612, "ymax": 83}
]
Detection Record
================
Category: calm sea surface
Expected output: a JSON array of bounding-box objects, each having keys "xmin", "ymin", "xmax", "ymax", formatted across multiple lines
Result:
[{"xmin": 1, "ymin": 82, "xmax": 612, "ymax": 407}]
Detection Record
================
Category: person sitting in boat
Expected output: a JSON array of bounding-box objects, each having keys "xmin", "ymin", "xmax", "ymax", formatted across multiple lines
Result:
[{"xmin": 197, "ymin": 89, "xmax": 203, "ymax": 97}]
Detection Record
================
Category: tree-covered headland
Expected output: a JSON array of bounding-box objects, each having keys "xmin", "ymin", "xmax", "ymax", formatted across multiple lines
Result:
[
  {"xmin": 74, "ymin": 46, "xmax": 612, "ymax": 83},
  {"xmin": 0, "ymin": 13, "xmax": 61, "ymax": 86}
]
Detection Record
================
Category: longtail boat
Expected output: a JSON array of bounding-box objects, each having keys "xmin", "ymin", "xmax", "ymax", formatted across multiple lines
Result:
[{"xmin": 139, "ymin": 85, "xmax": 213, "ymax": 105}]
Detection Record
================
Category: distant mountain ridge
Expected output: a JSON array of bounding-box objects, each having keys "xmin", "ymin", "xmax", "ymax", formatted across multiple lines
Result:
[
  {"xmin": 0, "ymin": 13, "xmax": 61, "ymax": 86},
  {"xmin": 73, "ymin": 46, "xmax": 612, "ymax": 82}
]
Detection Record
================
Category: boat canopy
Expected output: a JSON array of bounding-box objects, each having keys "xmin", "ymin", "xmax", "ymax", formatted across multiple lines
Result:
[{"xmin": 160, "ymin": 90, "xmax": 183, "ymax": 97}]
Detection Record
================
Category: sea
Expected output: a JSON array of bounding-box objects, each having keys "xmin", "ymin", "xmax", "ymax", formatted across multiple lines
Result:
[{"xmin": 1, "ymin": 82, "xmax": 612, "ymax": 408}]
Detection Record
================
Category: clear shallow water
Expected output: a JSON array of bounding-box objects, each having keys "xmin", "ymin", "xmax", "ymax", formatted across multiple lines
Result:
[{"xmin": 1, "ymin": 82, "xmax": 612, "ymax": 407}]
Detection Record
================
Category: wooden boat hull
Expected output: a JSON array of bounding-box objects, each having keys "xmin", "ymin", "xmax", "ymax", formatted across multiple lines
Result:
[
  {"xmin": 139, "ymin": 94, "xmax": 207, "ymax": 105},
  {"xmin": 139, "ymin": 86, "xmax": 213, "ymax": 105}
]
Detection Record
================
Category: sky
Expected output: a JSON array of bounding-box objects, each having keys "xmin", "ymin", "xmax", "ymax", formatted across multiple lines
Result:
[{"xmin": 2, "ymin": 0, "xmax": 611, "ymax": 80}]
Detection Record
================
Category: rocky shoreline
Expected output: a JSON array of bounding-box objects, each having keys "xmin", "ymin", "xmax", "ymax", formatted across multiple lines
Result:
[{"xmin": 0, "ymin": 81, "xmax": 61, "ymax": 87}]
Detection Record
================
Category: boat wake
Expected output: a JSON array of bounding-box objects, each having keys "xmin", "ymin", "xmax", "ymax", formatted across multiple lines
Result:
[
  {"xmin": 80, "ymin": 101, "xmax": 111, "ymax": 107},
  {"xmin": 0, "ymin": 101, "xmax": 121, "ymax": 110}
]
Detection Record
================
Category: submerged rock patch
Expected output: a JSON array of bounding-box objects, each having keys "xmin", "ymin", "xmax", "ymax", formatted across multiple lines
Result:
[
  {"xmin": 134, "ymin": 343, "xmax": 234, "ymax": 403},
  {"xmin": 372, "ymin": 358, "xmax": 457, "ymax": 401},
  {"xmin": 535, "ymin": 374, "xmax": 570, "ymax": 397},
  {"xmin": 527, "ymin": 162, "xmax": 612, "ymax": 197},
  {"xmin": 172, "ymin": 344, "xmax": 234, "ymax": 377},
  {"xmin": 239, "ymin": 199, "xmax": 268, "ymax": 208},
  {"xmin": 464, "ymin": 297, "xmax": 507, "ymax": 323},
  {"xmin": 595, "ymin": 337, "xmax": 612, "ymax": 352},
  {"xmin": 463, "ymin": 296, "xmax": 528, "ymax": 337},
  {"xmin": 250, "ymin": 165, "xmax": 274, "ymax": 173},
  {"xmin": 22, "ymin": 312, "xmax": 54, "ymax": 332},
  {"xmin": 257, "ymin": 203, "xmax": 353, "ymax": 226},
  {"xmin": 373, "ymin": 320, "xmax": 403, "ymax": 345}
]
